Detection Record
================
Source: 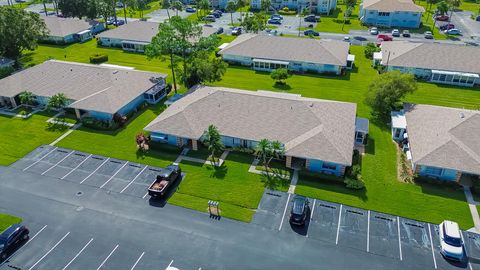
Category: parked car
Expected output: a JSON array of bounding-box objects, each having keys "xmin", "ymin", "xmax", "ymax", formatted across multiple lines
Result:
[
  {"xmin": 271, "ymin": 14, "xmax": 283, "ymax": 20},
  {"xmin": 232, "ymin": 27, "xmax": 242, "ymax": 36},
  {"xmin": 369, "ymin": 27, "xmax": 378, "ymax": 35},
  {"xmin": 113, "ymin": 19, "xmax": 125, "ymax": 26},
  {"xmin": 216, "ymin": 27, "xmax": 224, "ymax": 34},
  {"xmin": 0, "ymin": 224, "xmax": 29, "ymax": 261},
  {"xmin": 476, "ymin": 15, "xmax": 480, "ymax": 22},
  {"xmin": 210, "ymin": 12, "xmax": 221, "ymax": 18},
  {"xmin": 440, "ymin": 23, "xmax": 455, "ymax": 30},
  {"xmin": 439, "ymin": 220, "xmax": 464, "ymax": 261},
  {"xmin": 213, "ymin": 9, "xmax": 223, "ymax": 15},
  {"xmin": 424, "ymin": 31, "xmax": 433, "ymax": 39},
  {"xmin": 307, "ymin": 24, "xmax": 314, "ymax": 28},
  {"xmin": 343, "ymin": 36, "xmax": 350, "ymax": 42},
  {"xmin": 116, "ymin": 2, "xmax": 124, "ymax": 8},
  {"xmin": 304, "ymin": 29, "xmax": 319, "ymax": 36},
  {"xmin": 402, "ymin": 30, "xmax": 410, "ymax": 37},
  {"xmin": 148, "ymin": 164, "xmax": 182, "ymax": 198},
  {"xmin": 186, "ymin": 7, "xmax": 196, "ymax": 13},
  {"xmin": 304, "ymin": 14, "xmax": 320, "ymax": 22},
  {"xmin": 376, "ymin": 38, "xmax": 384, "ymax": 46},
  {"xmin": 289, "ymin": 195, "xmax": 309, "ymax": 226},
  {"xmin": 267, "ymin": 18, "xmax": 282, "ymax": 24},
  {"xmin": 391, "ymin": 29, "xmax": 400, "ymax": 37},
  {"xmin": 445, "ymin": 28, "xmax": 461, "ymax": 35},
  {"xmin": 377, "ymin": 34, "xmax": 393, "ymax": 41},
  {"xmin": 435, "ymin": 14, "xmax": 449, "ymax": 21},
  {"xmin": 203, "ymin": 15, "xmax": 216, "ymax": 22}
]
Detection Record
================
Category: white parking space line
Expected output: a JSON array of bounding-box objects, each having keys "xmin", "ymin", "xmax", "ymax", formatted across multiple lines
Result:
[
  {"xmin": 28, "ymin": 231, "xmax": 70, "ymax": 270},
  {"xmin": 167, "ymin": 259, "xmax": 174, "ymax": 268},
  {"xmin": 62, "ymin": 238, "xmax": 93, "ymax": 270},
  {"xmin": 100, "ymin": 161, "xmax": 129, "ymax": 188},
  {"xmin": 335, "ymin": 204, "xmax": 343, "ymax": 245},
  {"xmin": 96, "ymin": 244, "xmax": 119, "ymax": 270},
  {"xmin": 427, "ymin": 224, "xmax": 437, "ymax": 269},
  {"xmin": 306, "ymin": 199, "xmax": 316, "ymax": 238},
  {"xmin": 278, "ymin": 193, "xmax": 291, "ymax": 231},
  {"xmin": 397, "ymin": 216, "xmax": 403, "ymax": 261},
  {"xmin": 142, "ymin": 192, "xmax": 149, "ymax": 199},
  {"xmin": 0, "ymin": 225, "xmax": 48, "ymax": 266},
  {"xmin": 120, "ymin": 165, "xmax": 148, "ymax": 193},
  {"xmin": 130, "ymin": 251, "xmax": 145, "ymax": 270},
  {"xmin": 80, "ymin": 157, "xmax": 110, "ymax": 184},
  {"xmin": 459, "ymin": 232, "xmax": 473, "ymax": 270},
  {"xmin": 61, "ymin": 154, "xmax": 92, "ymax": 179},
  {"xmin": 41, "ymin": 151, "xmax": 75, "ymax": 175},
  {"xmin": 23, "ymin": 147, "xmax": 58, "ymax": 171},
  {"xmin": 367, "ymin": 210, "xmax": 370, "ymax": 252}
]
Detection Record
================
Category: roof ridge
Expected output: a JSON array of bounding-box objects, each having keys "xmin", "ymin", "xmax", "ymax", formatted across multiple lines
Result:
[
  {"xmin": 285, "ymin": 124, "xmax": 323, "ymax": 150},
  {"xmin": 69, "ymin": 86, "xmax": 113, "ymax": 106},
  {"xmin": 317, "ymin": 40, "xmax": 347, "ymax": 65},
  {"xmin": 221, "ymin": 33, "xmax": 257, "ymax": 51},
  {"xmin": 450, "ymin": 136, "xmax": 480, "ymax": 163}
]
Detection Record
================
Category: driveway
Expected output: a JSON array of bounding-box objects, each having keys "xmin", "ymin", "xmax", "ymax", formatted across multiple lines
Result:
[{"xmin": 449, "ymin": 10, "xmax": 480, "ymax": 41}]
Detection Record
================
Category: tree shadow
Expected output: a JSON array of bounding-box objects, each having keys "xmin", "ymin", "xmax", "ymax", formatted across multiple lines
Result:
[
  {"xmin": 206, "ymin": 162, "xmax": 228, "ymax": 179},
  {"xmin": 45, "ymin": 122, "xmax": 69, "ymax": 132},
  {"xmin": 273, "ymin": 83, "xmax": 292, "ymax": 90},
  {"xmin": 365, "ymin": 137, "xmax": 375, "ymax": 155},
  {"xmin": 261, "ymin": 172, "xmax": 290, "ymax": 190}
]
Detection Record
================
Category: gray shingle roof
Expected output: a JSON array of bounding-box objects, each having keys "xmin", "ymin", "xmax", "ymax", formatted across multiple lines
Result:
[
  {"xmin": 42, "ymin": 16, "xmax": 99, "ymax": 37},
  {"xmin": 362, "ymin": 0, "xmax": 425, "ymax": 12},
  {"xmin": 404, "ymin": 104, "xmax": 480, "ymax": 175},
  {"xmin": 97, "ymin": 21, "xmax": 217, "ymax": 43},
  {"xmin": 0, "ymin": 60, "xmax": 166, "ymax": 114},
  {"xmin": 381, "ymin": 41, "xmax": 480, "ymax": 74},
  {"xmin": 145, "ymin": 86, "xmax": 357, "ymax": 165},
  {"xmin": 218, "ymin": 34, "xmax": 350, "ymax": 66}
]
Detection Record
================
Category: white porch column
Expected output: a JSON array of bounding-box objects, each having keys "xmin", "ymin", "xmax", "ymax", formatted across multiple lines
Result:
[
  {"xmin": 75, "ymin": 109, "xmax": 81, "ymax": 119},
  {"xmin": 192, "ymin": 140, "xmax": 198, "ymax": 151},
  {"xmin": 10, "ymin": 97, "xmax": 17, "ymax": 107},
  {"xmin": 286, "ymin": 156, "xmax": 292, "ymax": 169}
]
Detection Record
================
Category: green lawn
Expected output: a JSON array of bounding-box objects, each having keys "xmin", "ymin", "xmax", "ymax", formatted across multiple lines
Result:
[
  {"xmin": 0, "ymin": 113, "xmax": 68, "ymax": 166},
  {"xmin": 116, "ymin": 1, "xmax": 162, "ymax": 18},
  {"xmin": 314, "ymin": 4, "xmax": 367, "ymax": 33},
  {"xmin": 0, "ymin": 213, "xmax": 22, "ymax": 232}
]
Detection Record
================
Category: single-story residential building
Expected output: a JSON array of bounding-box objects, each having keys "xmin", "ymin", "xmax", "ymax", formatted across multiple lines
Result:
[
  {"xmin": 0, "ymin": 58, "xmax": 14, "ymax": 69},
  {"xmin": 391, "ymin": 104, "xmax": 480, "ymax": 182},
  {"xmin": 144, "ymin": 86, "xmax": 369, "ymax": 176},
  {"xmin": 359, "ymin": 0, "xmax": 424, "ymax": 28},
  {"xmin": 375, "ymin": 41, "xmax": 480, "ymax": 87},
  {"xmin": 218, "ymin": 34, "xmax": 353, "ymax": 75},
  {"xmin": 251, "ymin": 0, "xmax": 337, "ymax": 14},
  {"xmin": 0, "ymin": 60, "xmax": 168, "ymax": 121},
  {"xmin": 42, "ymin": 16, "xmax": 105, "ymax": 44},
  {"xmin": 97, "ymin": 21, "xmax": 219, "ymax": 53}
]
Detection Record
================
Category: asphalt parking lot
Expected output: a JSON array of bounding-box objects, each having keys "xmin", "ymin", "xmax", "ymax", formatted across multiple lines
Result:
[
  {"xmin": 253, "ymin": 190, "xmax": 480, "ymax": 270},
  {"xmin": 11, "ymin": 145, "xmax": 184, "ymax": 200}
]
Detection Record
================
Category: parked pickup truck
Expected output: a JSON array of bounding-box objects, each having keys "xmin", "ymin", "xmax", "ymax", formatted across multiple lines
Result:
[{"xmin": 148, "ymin": 164, "xmax": 181, "ymax": 198}]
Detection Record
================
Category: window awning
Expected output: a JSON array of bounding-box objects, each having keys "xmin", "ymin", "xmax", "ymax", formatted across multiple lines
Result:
[
  {"xmin": 373, "ymin": 52, "xmax": 382, "ymax": 61},
  {"xmin": 347, "ymin": 54, "xmax": 355, "ymax": 62},
  {"xmin": 253, "ymin": 58, "xmax": 289, "ymax": 65},
  {"xmin": 77, "ymin": 30, "xmax": 91, "ymax": 35},
  {"xmin": 432, "ymin": 70, "xmax": 479, "ymax": 78},
  {"xmin": 122, "ymin": 40, "xmax": 149, "ymax": 45}
]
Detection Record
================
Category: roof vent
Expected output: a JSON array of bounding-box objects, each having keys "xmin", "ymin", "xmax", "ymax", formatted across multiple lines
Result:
[
  {"xmin": 460, "ymin": 112, "xmax": 465, "ymax": 118},
  {"xmin": 113, "ymin": 70, "xmax": 119, "ymax": 74},
  {"xmin": 309, "ymin": 103, "xmax": 314, "ymax": 107},
  {"xmin": 70, "ymin": 68, "xmax": 73, "ymax": 71}
]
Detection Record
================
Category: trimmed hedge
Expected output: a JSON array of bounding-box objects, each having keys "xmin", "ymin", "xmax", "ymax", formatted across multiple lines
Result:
[{"xmin": 89, "ymin": 54, "xmax": 108, "ymax": 64}]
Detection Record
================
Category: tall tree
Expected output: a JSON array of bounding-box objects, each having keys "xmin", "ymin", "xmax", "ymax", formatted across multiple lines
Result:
[
  {"xmin": 365, "ymin": 71, "xmax": 417, "ymax": 121},
  {"xmin": 58, "ymin": 0, "xmax": 94, "ymax": 19},
  {"xmin": 0, "ymin": 7, "xmax": 48, "ymax": 61},
  {"xmin": 225, "ymin": 1, "xmax": 237, "ymax": 26},
  {"xmin": 42, "ymin": 0, "xmax": 48, "ymax": 16},
  {"xmin": 178, "ymin": 50, "xmax": 227, "ymax": 87},
  {"xmin": 97, "ymin": 0, "xmax": 115, "ymax": 28},
  {"xmin": 202, "ymin": 125, "xmax": 225, "ymax": 166},
  {"xmin": 241, "ymin": 13, "xmax": 266, "ymax": 33},
  {"xmin": 260, "ymin": 0, "xmax": 271, "ymax": 14},
  {"xmin": 342, "ymin": 5, "xmax": 353, "ymax": 31},
  {"xmin": 172, "ymin": 0, "xmax": 183, "ymax": 16},
  {"xmin": 121, "ymin": 0, "xmax": 128, "ymax": 23},
  {"xmin": 163, "ymin": 0, "xmax": 171, "ymax": 19},
  {"xmin": 436, "ymin": 0, "xmax": 449, "ymax": 14},
  {"xmin": 146, "ymin": 22, "xmax": 179, "ymax": 93},
  {"xmin": 425, "ymin": 0, "xmax": 438, "ymax": 23},
  {"xmin": 198, "ymin": 0, "xmax": 209, "ymax": 17},
  {"xmin": 255, "ymin": 139, "xmax": 271, "ymax": 172},
  {"xmin": 448, "ymin": 0, "xmax": 461, "ymax": 21}
]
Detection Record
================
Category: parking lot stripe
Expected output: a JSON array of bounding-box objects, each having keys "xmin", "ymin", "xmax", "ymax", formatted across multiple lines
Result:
[
  {"xmin": 80, "ymin": 157, "xmax": 110, "ymax": 184},
  {"xmin": 142, "ymin": 192, "xmax": 149, "ymax": 199},
  {"xmin": 397, "ymin": 216, "xmax": 403, "ymax": 261},
  {"xmin": 100, "ymin": 161, "xmax": 129, "ymax": 188},
  {"xmin": 120, "ymin": 165, "xmax": 148, "ymax": 193},
  {"xmin": 459, "ymin": 232, "xmax": 473, "ymax": 270},
  {"xmin": 335, "ymin": 205, "xmax": 343, "ymax": 245},
  {"xmin": 23, "ymin": 147, "xmax": 58, "ymax": 171},
  {"xmin": 61, "ymin": 238, "xmax": 93, "ymax": 270},
  {"xmin": 310, "ymin": 199, "xmax": 316, "ymax": 221},
  {"xmin": 0, "ymin": 225, "xmax": 48, "ymax": 266},
  {"xmin": 41, "ymin": 150, "xmax": 75, "ymax": 175},
  {"xmin": 167, "ymin": 260, "xmax": 174, "ymax": 267},
  {"xmin": 96, "ymin": 244, "xmax": 119, "ymax": 270},
  {"xmin": 278, "ymin": 193, "xmax": 291, "ymax": 231},
  {"xmin": 367, "ymin": 210, "xmax": 370, "ymax": 252},
  {"xmin": 28, "ymin": 231, "xmax": 70, "ymax": 270},
  {"xmin": 61, "ymin": 154, "xmax": 92, "ymax": 180},
  {"xmin": 130, "ymin": 251, "xmax": 145, "ymax": 270},
  {"xmin": 427, "ymin": 224, "xmax": 437, "ymax": 269}
]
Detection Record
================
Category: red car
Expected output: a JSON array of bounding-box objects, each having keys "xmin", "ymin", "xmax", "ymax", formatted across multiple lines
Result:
[
  {"xmin": 377, "ymin": 34, "xmax": 393, "ymax": 41},
  {"xmin": 435, "ymin": 15, "xmax": 449, "ymax": 21}
]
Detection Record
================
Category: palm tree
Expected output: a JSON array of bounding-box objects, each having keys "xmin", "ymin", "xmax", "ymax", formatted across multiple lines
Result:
[
  {"xmin": 172, "ymin": 0, "xmax": 183, "ymax": 16},
  {"xmin": 267, "ymin": 140, "xmax": 285, "ymax": 166},
  {"xmin": 226, "ymin": 1, "xmax": 237, "ymax": 26},
  {"xmin": 202, "ymin": 125, "xmax": 224, "ymax": 165},
  {"xmin": 255, "ymin": 139, "xmax": 272, "ymax": 172},
  {"xmin": 163, "ymin": 0, "xmax": 171, "ymax": 19},
  {"xmin": 198, "ymin": 0, "xmax": 209, "ymax": 18},
  {"xmin": 448, "ymin": 0, "xmax": 461, "ymax": 21},
  {"xmin": 42, "ymin": 0, "xmax": 48, "ymax": 16},
  {"xmin": 122, "ymin": 0, "xmax": 128, "ymax": 24},
  {"xmin": 47, "ymin": 93, "xmax": 69, "ymax": 111},
  {"xmin": 19, "ymin": 91, "xmax": 35, "ymax": 107}
]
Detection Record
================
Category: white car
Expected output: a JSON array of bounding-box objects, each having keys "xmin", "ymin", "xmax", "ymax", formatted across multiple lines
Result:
[
  {"xmin": 391, "ymin": 29, "xmax": 400, "ymax": 37},
  {"xmin": 439, "ymin": 220, "xmax": 465, "ymax": 261},
  {"xmin": 370, "ymin": 27, "xmax": 378, "ymax": 35}
]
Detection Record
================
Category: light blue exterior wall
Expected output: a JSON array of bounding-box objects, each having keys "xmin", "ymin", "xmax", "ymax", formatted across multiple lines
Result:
[
  {"xmin": 359, "ymin": 6, "xmax": 423, "ymax": 28},
  {"xmin": 308, "ymin": 159, "xmax": 343, "ymax": 176},
  {"xmin": 91, "ymin": 23, "xmax": 105, "ymax": 34},
  {"xmin": 250, "ymin": 0, "xmax": 336, "ymax": 13},
  {"xmin": 88, "ymin": 111, "xmax": 113, "ymax": 121},
  {"xmin": 419, "ymin": 165, "xmax": 458, "ymax": 181},
  {"xmin": 99, "ymin": 37, "xmax": 124, "ymax": 48},
  {"xmin": 150, "ymin": 132, "xmax": 178, "ymax": 145},
  {"xmin": 117, "ymin": 94, "xmax": 145, "ymax": 116}
]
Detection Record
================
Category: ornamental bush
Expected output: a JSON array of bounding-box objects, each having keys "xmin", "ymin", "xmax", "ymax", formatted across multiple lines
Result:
[{"xmin": 89, "ymin": 54, "xmax": 108, "ymax": 64}]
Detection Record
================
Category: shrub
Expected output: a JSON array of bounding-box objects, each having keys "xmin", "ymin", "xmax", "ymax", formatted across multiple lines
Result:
[
  {"xmin": 278, "ymin": 7, "xmax": 297, "ymax": 15},
  {"xmin": 364, "ymin": 42, "xmax": 380, "ymax": 59},
  {"xmin": 0, "ymin": 66, "xmax": 14, "ymax": 79},
  {"xmin": 89, "ymin": 54, "xmax": 108, "ymax": 64},
  {"xmin": 344, "ymin": 176, "xmax": 365, "ymax": 189}
]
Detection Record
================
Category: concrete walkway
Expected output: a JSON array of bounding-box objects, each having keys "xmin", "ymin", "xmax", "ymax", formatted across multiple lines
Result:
[
  {"xmin": 288, "ymin": 170, "xmax": 299, "ymax": 194},
  {"xmin": 248, "ymin": 159, "xmax": 291, "ymax": 181},
  {"xmin": 464, "ymin": 187, "xmax": 480, "ymax": 233},
  {"xmin": 49, "ymin": 123, "xmax": 82, "ymax": 146},
  {"xmin": 174, "ymin": 150, "xmax": 230, "ymax": 167}
]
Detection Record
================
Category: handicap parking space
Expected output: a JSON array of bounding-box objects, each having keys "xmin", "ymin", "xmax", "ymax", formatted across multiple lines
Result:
[
  {"xmin": 42, "ymin": 151, "xmax": 90, "ymax": 179},
  {"xmin": 337, "ymin": 206, "xmax": 368, "ymax": 251},
  {"xmin": 251, "ymin": 191, "xmax": 290, "ymax": 230},
  {"xmin": 368, "ymin": 211, "xmax": 400, "ymax": 259},
  {"xmin": 399, "ymin": 218, "xmax": 435, "ymax": 267},
  {"xmin": 10, "ymin": 145, "xmax": 55, "ymax": 170},
  {"xmin": 306, "ymin": 200, "xmax": 340, "ymax": 243},
  {"xmin": 23, "ymin": 148, "xmax": 73, "ymax": 175}
]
